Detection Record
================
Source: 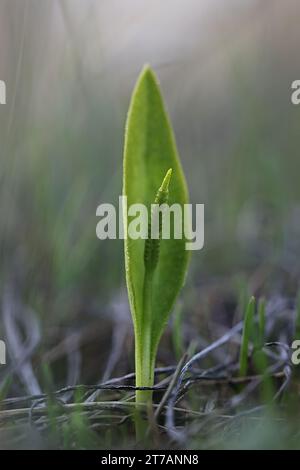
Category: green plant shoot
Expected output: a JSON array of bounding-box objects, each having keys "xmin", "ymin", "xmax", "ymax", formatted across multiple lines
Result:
[
  {"xmin": 123, "ymin": 66, "xmax": 190, "ymax": 405},
  {"xmin": 239, "ymin": 296, "xmax": 255, "ymax": 377},
  {"xmin": 258, "ymin": 297, "xmax": 266, "ymax": 348}
]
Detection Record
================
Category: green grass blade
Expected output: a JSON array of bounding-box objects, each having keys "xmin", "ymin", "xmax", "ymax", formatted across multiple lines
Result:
[
  {"xmin": 239, "ymin": 296, "xmax": 255, "ymax": 376},
  {"xmin": 258, "ymin": 297, "xmax": 266, "ymax": 347}
]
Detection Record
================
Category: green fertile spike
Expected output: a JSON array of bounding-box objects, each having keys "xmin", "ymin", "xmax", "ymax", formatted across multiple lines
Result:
[
  {"xmin": 155, "ymin": 168, "xmax": 173, "ymax": 202},
  {"xmin": 144, "ymin": 169, "xmax": 172, "ymax": 272}
]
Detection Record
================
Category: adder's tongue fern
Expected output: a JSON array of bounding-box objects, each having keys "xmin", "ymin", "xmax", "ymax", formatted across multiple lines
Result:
[
  {"xmin": 144, "ymin": 168, "xmax": 172, "ymax": 273},
  {"xmin": 123, "ymin": 66, "xmax": 190, "ymax": 416}
]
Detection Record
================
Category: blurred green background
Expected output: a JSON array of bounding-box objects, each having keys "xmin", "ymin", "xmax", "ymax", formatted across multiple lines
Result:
[{"xmin": 1, "ymin": 0, "xmax": 300, "ymax": 386}]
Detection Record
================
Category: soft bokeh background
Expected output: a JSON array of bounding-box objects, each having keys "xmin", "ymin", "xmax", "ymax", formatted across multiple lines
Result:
[{"xmin": 1, "ymin": 0, "xmax": 300, "ymax": 417}]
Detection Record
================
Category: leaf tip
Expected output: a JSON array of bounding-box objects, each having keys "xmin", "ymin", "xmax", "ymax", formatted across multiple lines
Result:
[
  {"xmin": 161, "ymin": 168, "xmax": 173, "ymax": 191},
  {"xmin": 138, "ymin": 64, "xmax": 159, "ymax": 87}
]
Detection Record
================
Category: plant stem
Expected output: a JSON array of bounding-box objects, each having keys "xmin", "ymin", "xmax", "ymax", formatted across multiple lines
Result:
[
  {"xmin": 135, "ymin": 269, "xmax": 155, "ymax": 442},
  {"xmin": 136, "ymin": 269, "xmax": 154, "ymax": 404}
]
